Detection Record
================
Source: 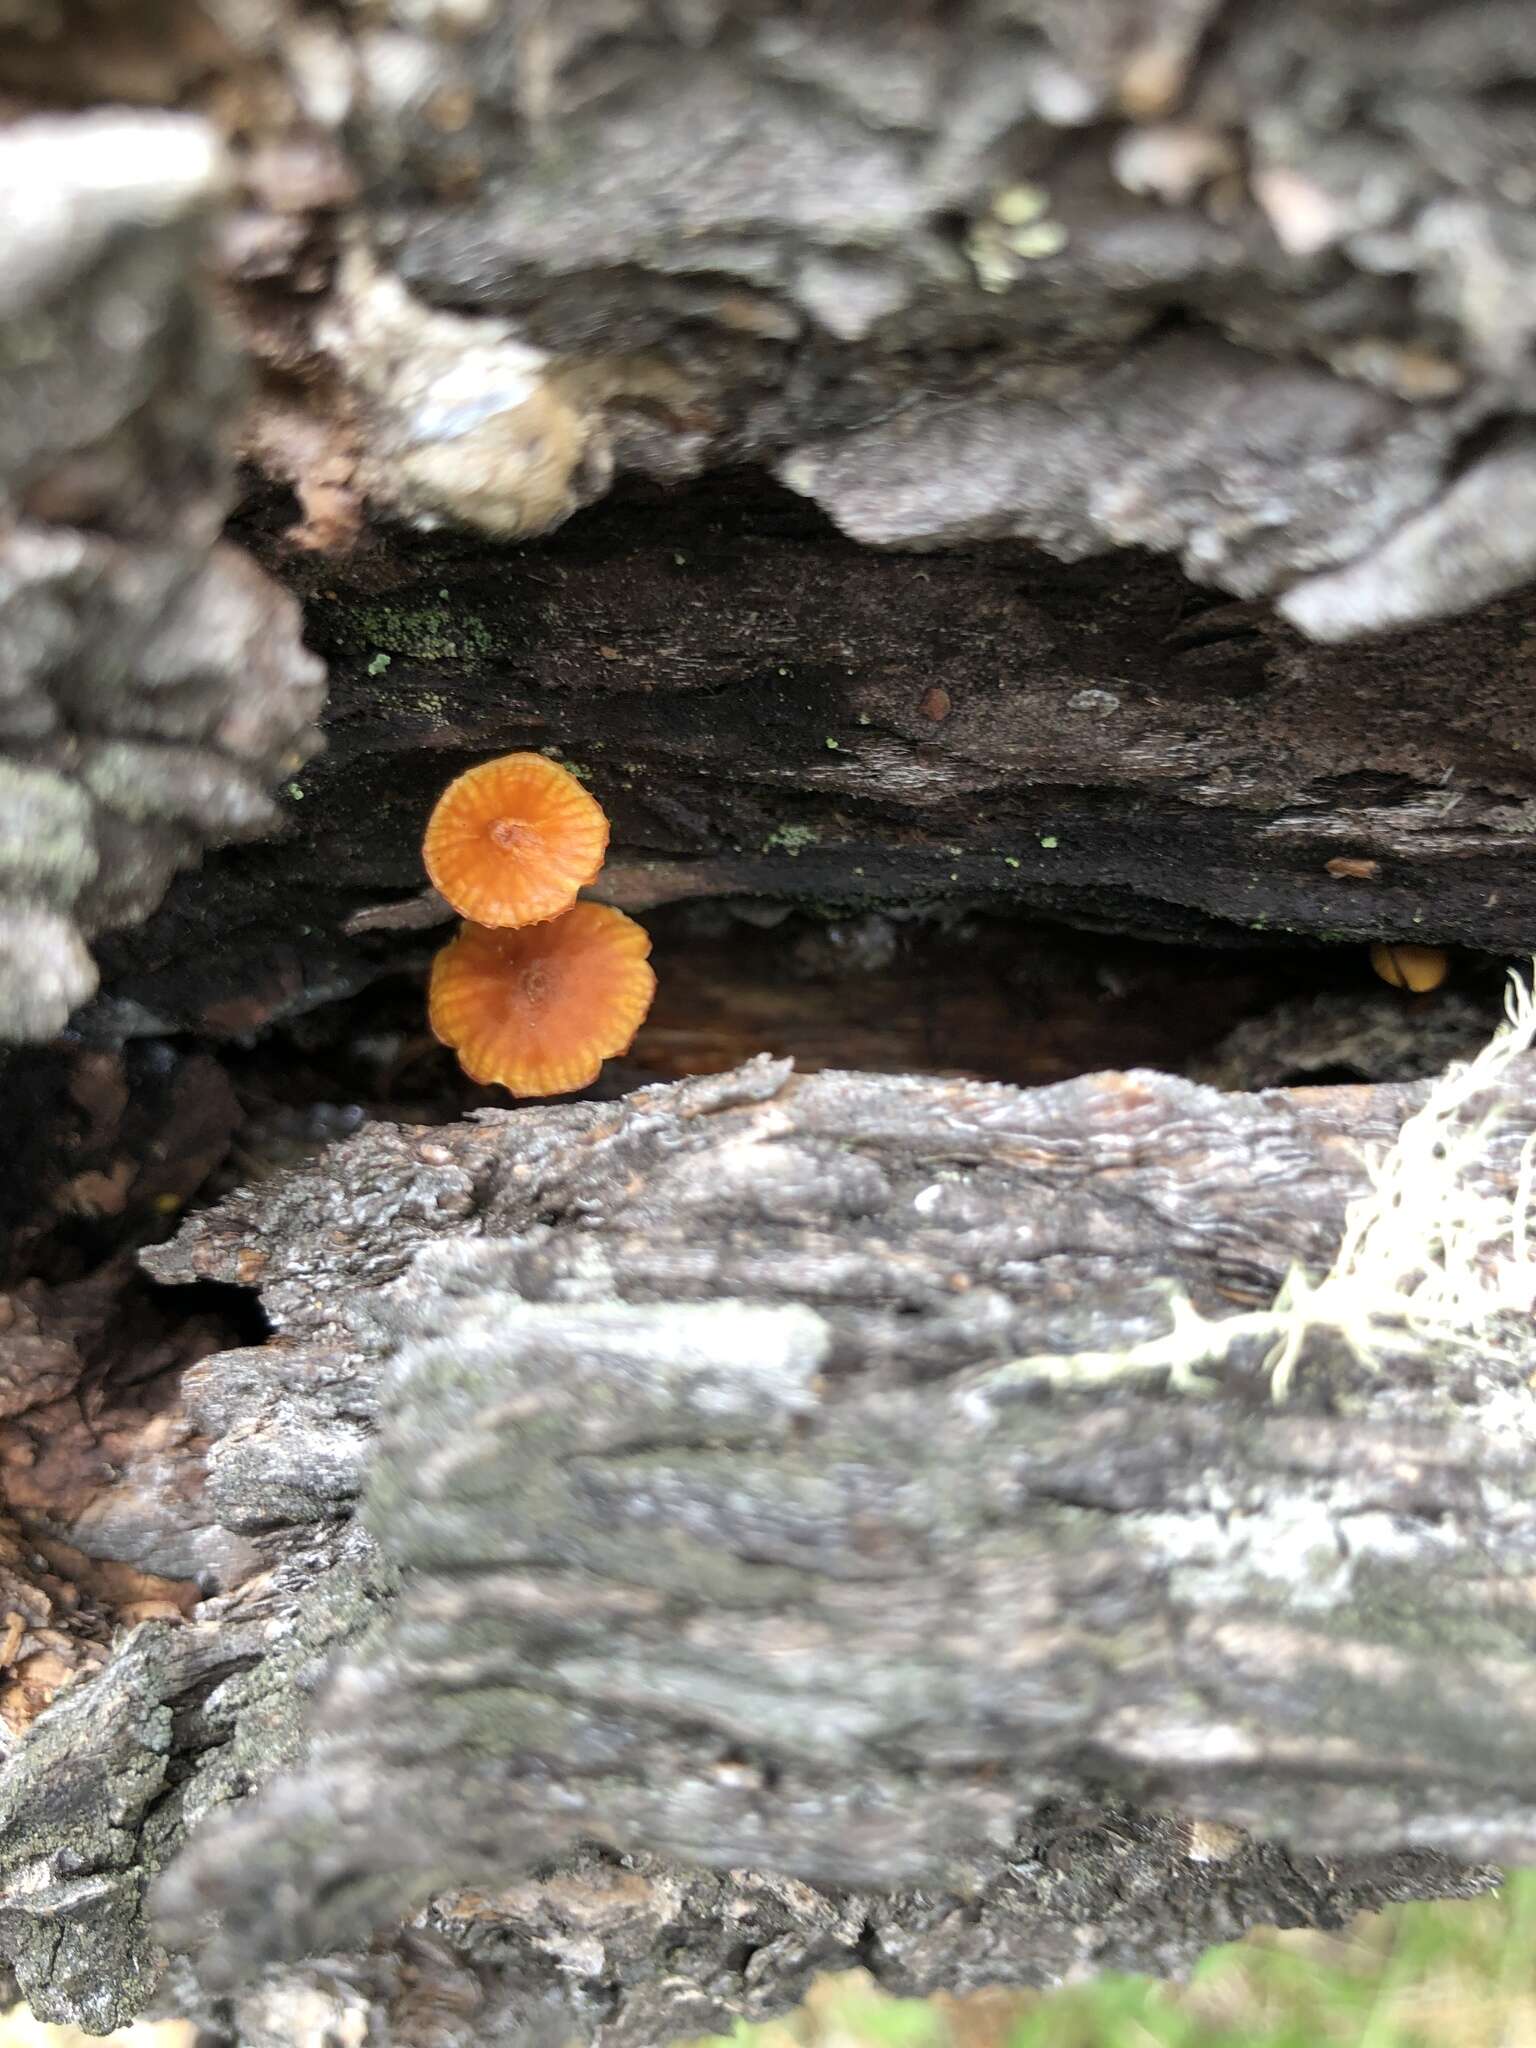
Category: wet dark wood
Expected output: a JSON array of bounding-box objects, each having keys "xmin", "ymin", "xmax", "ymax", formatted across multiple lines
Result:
[{"xmin": 87, "ymin": 473, "xmax": 1536, "ymax": 1042}]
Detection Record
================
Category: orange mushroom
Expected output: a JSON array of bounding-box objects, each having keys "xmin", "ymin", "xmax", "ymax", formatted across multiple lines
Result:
[
  {"xmin": 1370, "ymin": 942, "xmax": 1449, "ymax": 993},
  {"xmin": 429, "ymin": 901, "xmax": 656, "ymax": 1097},
  {"xmin": 423, "ymin": 753, "xmax": 608, "ymax": 929}
]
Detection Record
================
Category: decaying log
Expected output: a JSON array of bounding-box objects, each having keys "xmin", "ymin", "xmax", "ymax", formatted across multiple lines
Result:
[
  {"xmin": 9, "ymin": 2, "xmax": 1536, "ymax": 1036},
  {"xmin": 10, "ymin": 2, "xmax": 1536, "ymax": 2042},
  {"xmin": 88, "ymin": 472, "xmax": 1536, "ymax": 1041},
  {"xmin": 2, "ymin": 1049, "xmax": 1531, "ymax": 2036}
]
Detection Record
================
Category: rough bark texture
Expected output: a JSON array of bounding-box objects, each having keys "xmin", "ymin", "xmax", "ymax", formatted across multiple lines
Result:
[
  {"xmin": 283, "ymin": 0, "xmax": 1536, "ymax": 634},
  {"xmin": 0, "ymin": 104, "xmax": 324, "ymax": 1041},
  {"xmin": 3, "ymin": 1052, "xmax": 1530, "ymax": 2037}
]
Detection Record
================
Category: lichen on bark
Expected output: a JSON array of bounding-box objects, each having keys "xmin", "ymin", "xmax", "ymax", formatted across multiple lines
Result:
[{"xmin": 0, "ymin": 109, "xmax": 323, "ymax": 1043}]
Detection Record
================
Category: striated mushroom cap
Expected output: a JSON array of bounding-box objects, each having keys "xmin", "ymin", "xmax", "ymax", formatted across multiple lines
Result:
[
  {"xmin": 429, "ymin": 901, "xmax": 656, "ymax": 1097},
  {"xmin": 423, "ymin": 753, "xmax": 609, "ymax": 928}
]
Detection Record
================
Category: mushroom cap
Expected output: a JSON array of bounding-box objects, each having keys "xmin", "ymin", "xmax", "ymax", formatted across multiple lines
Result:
[
  {"xmin": 423, "ymin": 753, "xmax": 609, "ymax": 928},
  {"xmin": 429, "ymin": 902, "xmax": 656, "ymax": 1096},
  {"xmin": 1370, "ymin": 942, "xmax": 1449, "ymax": 993}
]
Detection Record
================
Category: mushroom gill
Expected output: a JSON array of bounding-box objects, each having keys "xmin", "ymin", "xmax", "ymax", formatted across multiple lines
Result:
[
  {"xmin": 429, "ymin": 901, "xmax": 656, "ymax": 1097},
  {"xmin": 423, "ymin": 753, "xmax": 609, "ymax": 929}
]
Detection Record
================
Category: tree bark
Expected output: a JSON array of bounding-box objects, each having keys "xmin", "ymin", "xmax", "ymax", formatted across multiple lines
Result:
[{"xmin": 5, "ymin": 1052, "xmax": 1530, "ymax": 2037}]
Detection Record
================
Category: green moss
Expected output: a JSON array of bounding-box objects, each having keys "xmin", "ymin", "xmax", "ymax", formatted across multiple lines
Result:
[
  {"xmin": 350, "ymin": 598, "xmax": 496, "ymax": 663},
  {"xmin": 763, "ymin": 824, "xmax": 820, "ymax": 857},
  {"xmin": 1316, "ymin": 1552, "xmax": 1536, "ymax": 1662},
  {"xmin": 540, "ymin": 748, "xmax": 593, "ymax": 781},
  {"xmin": 0, "ymin": 760, "xmax": 96, "ymax": 901}
]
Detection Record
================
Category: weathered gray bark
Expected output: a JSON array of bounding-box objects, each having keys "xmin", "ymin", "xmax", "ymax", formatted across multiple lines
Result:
[
  {"xmin": 0, "ymin": 107, "xmax": 323, "ymax": 1041},
  {"xmin": 309, "ymin": 0, "xmax": 1536, "ymax": 633},
  {"xmin": 4, "ymin": 1052, "xmax": 1530, "ymax": 2037}
]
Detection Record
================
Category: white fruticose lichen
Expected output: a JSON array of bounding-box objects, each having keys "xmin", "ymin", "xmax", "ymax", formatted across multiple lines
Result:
[{"xmin": 1001, "ymin": 965, "xmax": 1536, "ymax": 1401}]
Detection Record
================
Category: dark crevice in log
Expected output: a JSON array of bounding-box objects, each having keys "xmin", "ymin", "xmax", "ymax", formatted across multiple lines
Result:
[
  {"xmin": 73, "ymin": 468, "xmax": 1536, "ymax": 1043},
  {"xmin": 141, "ymin": 1278, "xmax": 274, "ymax": 1354}
]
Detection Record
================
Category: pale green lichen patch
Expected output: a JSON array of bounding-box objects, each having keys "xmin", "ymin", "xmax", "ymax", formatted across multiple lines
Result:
[
  {"xmin": 763, "ymin": 824, "xmax": 820, "ymax": 856},
  {"xmin": 81, "ymin": 741, "xmax": 274, "ymax": 833},
  {"xmin": 988, "ymin": 966, "xmax": 1536, "ymax": 1403},
  {"xmin": 0, "ymin": 759, "xmax": 97, "ymax": 904},
  {"xmin": 991, "ymin": 183, "xmax": 1049, "ymax": 227},
  {"xmin": 539, "ymin": 748, "xmax": 593, "ymax": 781},
  {"xmin": 1008, "ymin": 220, "xmax": 1070, "ymax": 258},
  {"xmin": 1128, "ymin": 1496, "xmax": 1445, "ymax": 1619},
  {"xmin": 967, "ymin": 184, "xmax": 1071, "ymax": 291},
  {"xmin": 350, "ymin": 597, "xmax": 496, "ymax": 663}
]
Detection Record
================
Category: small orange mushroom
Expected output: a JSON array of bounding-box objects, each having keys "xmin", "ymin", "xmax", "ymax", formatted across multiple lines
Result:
[
  {"xmin": 423, "ymin": 753, "xmax": 608, "ymax": 929},
  {"xmin": 1370, "ymin": 942, "xmax": 1449, "ymax": 993},
  {"xmin": 429, "ymin": 902, "xmax": 655, "ymax": 1097}
]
